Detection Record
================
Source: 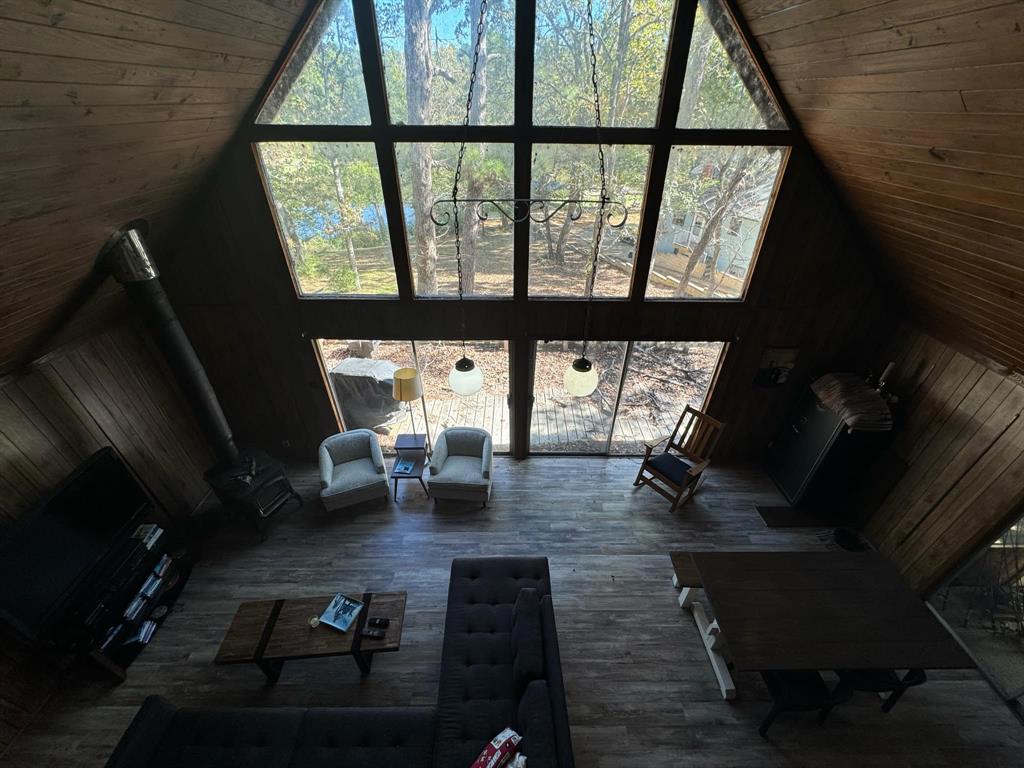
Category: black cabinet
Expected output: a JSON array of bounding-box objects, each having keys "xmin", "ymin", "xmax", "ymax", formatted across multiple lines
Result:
[{"xmin": 767, "ymin": 387, "xmax": 891, "ymax": 513}]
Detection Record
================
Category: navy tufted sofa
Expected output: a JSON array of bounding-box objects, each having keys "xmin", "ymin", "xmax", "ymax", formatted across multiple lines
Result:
[{"xmin": 105, "ymin": 557, "xmax": 573, "ymax": 768}]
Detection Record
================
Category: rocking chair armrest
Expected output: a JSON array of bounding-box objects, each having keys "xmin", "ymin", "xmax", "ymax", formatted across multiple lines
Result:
[
  {"xmin": 643, "ymin": 435, "xmax": 672, "ymax": 452},
  {"xmin": 686, "ymin": 459, "xmax": 710, "ymax": 477}
]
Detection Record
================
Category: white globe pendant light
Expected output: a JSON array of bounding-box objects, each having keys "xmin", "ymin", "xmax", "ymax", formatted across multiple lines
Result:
[
  {"xmin": 563, "ymin": 0, "xmax": 610, "ymax": 399},
  {"xmin": 449, "ymin": 355, "xmax": 483, "ymax": 397},
  {"xmin": 564, "ymin": 355, "xmax": 599, "ymax": 397}
]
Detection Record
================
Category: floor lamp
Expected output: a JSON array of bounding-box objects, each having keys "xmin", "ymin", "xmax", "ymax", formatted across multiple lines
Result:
[{"xmin": 393, "ymin": 367, "xmax": 424, "ymax": 437}]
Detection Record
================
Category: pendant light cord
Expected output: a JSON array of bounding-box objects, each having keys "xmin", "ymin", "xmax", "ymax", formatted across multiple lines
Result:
[
  {"xmin": 582, "ymin": 0, "xmax": 609, "ymax": 360},
  {"xmin": 452, "ymin": 0, "xmax": 488, "ymax": 359}
]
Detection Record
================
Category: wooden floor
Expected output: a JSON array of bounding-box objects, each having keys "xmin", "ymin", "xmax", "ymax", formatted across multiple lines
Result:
[{"xmin": 4, "ymin": 460, "xmax": 1021, "ymax": 767}]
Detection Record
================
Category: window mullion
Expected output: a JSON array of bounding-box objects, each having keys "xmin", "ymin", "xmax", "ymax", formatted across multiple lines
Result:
[
  {"xmin": 352, "ymin": 0, "xmax": 415, "ymax": 301},
  {"xmin": 630, "ymin": 0, "xmax": 698, "ymax": 303}
]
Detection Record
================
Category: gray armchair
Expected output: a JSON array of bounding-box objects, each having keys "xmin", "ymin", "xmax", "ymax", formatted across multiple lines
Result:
[
  {"xmin": 427, "ymin": 427, "xmax": 492, "ymax": 506},
  {"xmin": 318, "ymin": 429, "xmax": 389, "ymax": 511}
]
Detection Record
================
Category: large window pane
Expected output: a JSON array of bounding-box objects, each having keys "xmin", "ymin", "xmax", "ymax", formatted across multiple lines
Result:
[
  {"xmin": 529, "ymin": 144, "xmax": 651, "ymax": 297},
  {"xmin": 317, "ymin": 339, "xmax": 416, "ymax": 454},
  {"xmin": 257, "ymin": 0, "xmax": 369, "ymax": 125},
  {"xmin": 677, "ymin": 0, "xmax": 787, "ymax": 130},
  {"xmin": 375, "ymin": 0, "xmax": 514, "ymax": 125},
  {"xmin": 646, "ymin": 145, "xmax": 787, "ymax": 300},
  {"xmin": 533, "ymin": 0, "xmax": 673, "ymax": 127},
  {"xmin": 259, "ymin": 142, "xmax": 398, "ymax": 296},
  {"xmin": 531, "ymin": 341, "xmax": 627, "ymax": 453},
  {"xmin": 396, "ymin": 143, "xmax": 514, "ymax": 296},
  {"xmin": 610, "ymin": 341, "xmax": 725, "ymax": 454},
  {"xmin": 934, "ymin": 518, "xmax": 1024, "ymax": 703},
  {"xmin": 412, "ymin": 340, "xmax": 510, "ymax": 452}
]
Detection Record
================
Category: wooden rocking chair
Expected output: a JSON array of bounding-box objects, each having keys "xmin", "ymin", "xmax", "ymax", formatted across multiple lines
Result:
[{"xmin": 633, "ymin": 405, "xmax": 725, "ymax": 512}]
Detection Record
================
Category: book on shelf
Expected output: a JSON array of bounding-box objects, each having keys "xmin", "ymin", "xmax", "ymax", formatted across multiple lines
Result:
[
  {"xmin": 100, "ymin": 623, "xmax": 124, "ymax": 652},
  {"xmin": 393, "ymin": 459, "xmax": 415, "ymax": 475},
  {"xmin": 319, "ymin": 593, "xmax": 363, "ymax": 633},
  {"xmin": 124, "ymin": 620, "xmax": 157, "ymax": 646},
  {"xmin": 131, "ymin": 523, "xmax": 164, "ymax": 550},
  {"xmin": 153, "ymin": 554, "xmax": 173, "ymax": 577},
  {"xmin": 123, "ymin": 595, "xmax": 146, "ymax": 622},
  {"xmin": 140, "ymin": 574, "xmax": 162, "ymax": 599}
]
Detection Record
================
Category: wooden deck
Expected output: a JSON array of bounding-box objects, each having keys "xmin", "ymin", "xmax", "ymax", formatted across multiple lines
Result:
[{"xmin": 386, "ymin": 387, "xmax": 676, "ymax": 454}]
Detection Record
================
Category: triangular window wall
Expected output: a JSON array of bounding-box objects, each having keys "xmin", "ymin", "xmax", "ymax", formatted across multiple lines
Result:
[
  {"xmin": 258, "ymin": 0, "xmax": 370, "ymax": 125},
  {"xmin": 677, "ymin": 0, "xmax": 787, "ymax": 130}
]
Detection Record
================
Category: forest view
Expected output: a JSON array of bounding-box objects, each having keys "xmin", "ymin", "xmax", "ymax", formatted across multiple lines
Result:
[{"xmin": 256, "ymin": 0, "xmax": 787, "ymax": 299}]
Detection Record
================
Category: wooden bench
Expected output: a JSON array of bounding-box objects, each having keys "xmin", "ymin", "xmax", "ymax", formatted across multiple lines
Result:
[{"xmin": 669, "ymin": 551, "xmax": 735, "ymax": 701}]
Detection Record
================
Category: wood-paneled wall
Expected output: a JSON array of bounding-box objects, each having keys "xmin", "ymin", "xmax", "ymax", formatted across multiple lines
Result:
[
  {"xmin": 736, "ymin": 0, "xmax": 1024, "ymax": 374},
  {"xmin": 863, "ymin": 327, "xmax": 1024, "ymax": 594},
  {"xmin": 0, "ymin": 323, "xmax": 213, "ymax": 755},
  {"xmin": 164, "ymin": 137, "xmax": 887, "ymax": 463},
  {"xmin": 0, "ymin": 0, "xmax": 304, "ymax": 372}
]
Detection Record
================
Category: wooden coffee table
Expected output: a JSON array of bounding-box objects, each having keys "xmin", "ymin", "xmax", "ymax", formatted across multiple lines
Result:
[{"xmin": 215, "ymin": 591, "xmax": 406, "ymax": 682}]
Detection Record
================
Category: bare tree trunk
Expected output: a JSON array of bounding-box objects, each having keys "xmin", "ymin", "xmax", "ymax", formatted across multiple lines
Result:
[
  {"xmin": 372, "ymin": 203, "xmax": 387, "ymax": 242},
  {"xmin": 406, "ymin": 0, "xmax": 437, "ymax": 293},
  {"xmin": 677, "ymin": 12, "xmax": 713, "ymax": 128},
  {"xmin": 329, "ymin": 155, "xmax": 361, "ymax": 290},
  {"xmin": 278, "ymin": 205, "xmax": 304, "ymax": 267},
  {"xmin": 674, "ymin": 157, "xmax": 749, "ymax": 296},
  {"xmin": 461, "ymin": 0, "xmax": 489, "ymax": 295},
  {"xmin": 346, "ymin": 237, "xmax": 361, "ymax": 291}
]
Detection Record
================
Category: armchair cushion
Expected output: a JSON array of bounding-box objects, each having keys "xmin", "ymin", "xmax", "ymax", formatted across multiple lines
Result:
[
  {"xmin": 325, "ymin": 458, "xmax": 385, "ymax": 494},
  {"xmin": 429, "ymin": 457, "xmax": 489, "ymax": 490},
  {"xmin": 647, "ymin": 453, "xmax": 693, "ymax": 485}
]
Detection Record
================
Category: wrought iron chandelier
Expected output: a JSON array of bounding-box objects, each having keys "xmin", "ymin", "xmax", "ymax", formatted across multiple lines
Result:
[{"xmin": 441, "ymin": 0, "xmax": 623, "ymax": 399}]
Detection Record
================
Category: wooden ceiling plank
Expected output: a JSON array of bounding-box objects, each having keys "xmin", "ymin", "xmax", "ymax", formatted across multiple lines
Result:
[
  {"xmin": 0, "ymin": 81, "xmax": 258, "ymax": 108},
  {"xmin": 0, "ymin": 18, "xmax": 271, "ymax": 74},
  {"xmin": 806, "ymin": 133, "xmax": 1024, "ymax": 178},
  {"xmin": 771, "ymin": 33, "xmax": 1024, "ymax": 81},
  {"xmin": 0, "ymin": 51, "xmax": 267, "ymax": 89},
  {"xmin": 0, "ymin": 0, "xmax": 283, "ymax": 60},
  {"xmin": 762, "ymin": 2, "xmax": 1021, "ymax": 65},
  {"xmin": 784, "ymin": 61, "xmax": 1024, "ymax": 95}
]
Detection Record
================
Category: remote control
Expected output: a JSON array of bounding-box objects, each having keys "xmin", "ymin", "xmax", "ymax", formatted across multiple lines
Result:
[
  {"xmin": 368, "ymin": 617, "xmax": 390, "ymax": 629},
  {"xmin": 361, "ymin": 627, "xmax": 386, "ymax": 639}
]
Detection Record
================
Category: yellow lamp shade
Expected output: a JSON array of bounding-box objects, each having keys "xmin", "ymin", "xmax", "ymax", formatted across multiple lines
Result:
[{"xmin": 392, "ymin": 367, "xmax": 423, "ymax": 402}]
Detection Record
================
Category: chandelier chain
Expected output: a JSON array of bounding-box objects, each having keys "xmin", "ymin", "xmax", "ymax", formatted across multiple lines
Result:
[
  {"xmin": 582, "ymin": 0, "xmax": 608, "ymax": 358},
  {"xmin": 452, "ymin": 0, "xmax": 488, "ymax": 356}
]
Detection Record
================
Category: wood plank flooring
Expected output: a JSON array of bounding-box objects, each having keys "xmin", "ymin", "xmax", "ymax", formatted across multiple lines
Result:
[{"xmin": 3, "ymin": 460, "xmax": 1021, "ymax": 767}]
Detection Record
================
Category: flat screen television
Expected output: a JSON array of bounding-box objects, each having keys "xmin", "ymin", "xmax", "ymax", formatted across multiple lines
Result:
[{"xmin": 0, "ymin": 448, "xmax": 151, "ymax": 640}]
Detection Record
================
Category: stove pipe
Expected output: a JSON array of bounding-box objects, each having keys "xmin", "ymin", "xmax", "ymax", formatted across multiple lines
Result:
[{"xmin": 99, "ymin": 221, "xmax": 239, "ymax": 466}]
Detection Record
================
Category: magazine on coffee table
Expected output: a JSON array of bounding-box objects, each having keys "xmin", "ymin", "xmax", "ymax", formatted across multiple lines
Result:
[{"xmin": 319, "ymin": 593, "xmax": 363, "ymax": 633}]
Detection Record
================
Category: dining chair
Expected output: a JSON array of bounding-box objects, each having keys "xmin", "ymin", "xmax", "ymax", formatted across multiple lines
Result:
[
  {"xmin": 759, "ymin": 670, "xmax": 849, "ymax": 737},
  {"xmin": 833, "ymin": 668, "xmax": 927, "ymax": 713}
]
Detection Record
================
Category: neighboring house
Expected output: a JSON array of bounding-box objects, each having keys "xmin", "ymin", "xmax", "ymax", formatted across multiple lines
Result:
[{"xmin": 654, "ymin": 209, "xmax": 760, "ymax": 281}]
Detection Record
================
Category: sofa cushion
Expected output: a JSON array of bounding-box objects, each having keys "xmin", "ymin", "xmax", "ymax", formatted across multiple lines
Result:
[
  {"xmin": 149, "ymin": 706, "xmax": 303, "ymax": 768},
  {"xmin": 323, "ymin": 457, "xmax": 383, "ymax": 496},
  {"xmin": 517, "ymin": 680, "xmax": 558, "ymax": 768},
  {"xmin": 511, "ymin": 589, "xmax": 544, "ymax": 695},
  {"xmin": 434, "ymin": 558, "xmax": 553, "ymax": 768},
  {"xmin": 288, "ymin": 707, "xmax": 435, "ymax": 768},
  {"xmin": 429, "ymin": 456, "xmax": 487, "ymax": 490}
]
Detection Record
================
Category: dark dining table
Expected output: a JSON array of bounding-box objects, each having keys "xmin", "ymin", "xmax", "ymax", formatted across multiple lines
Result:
[{"xmin": 689, "ymin": 551, "xmax": 974, "ymax": 672}]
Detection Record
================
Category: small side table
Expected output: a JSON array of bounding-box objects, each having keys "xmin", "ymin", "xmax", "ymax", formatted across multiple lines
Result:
[{"xmin": 390, "ymin": 433, "xmax": 428, "ymax": 498}]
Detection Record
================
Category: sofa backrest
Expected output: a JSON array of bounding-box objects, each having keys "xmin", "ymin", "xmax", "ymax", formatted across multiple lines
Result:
[{"xmin": 434, "ymin": 557, "xmax": 573, "ymax": 768}]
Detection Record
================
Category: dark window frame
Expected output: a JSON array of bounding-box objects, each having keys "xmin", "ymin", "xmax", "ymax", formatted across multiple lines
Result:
[{"xmin": 248, "ymin": 0, "xmax": 794, "ymax": 305}]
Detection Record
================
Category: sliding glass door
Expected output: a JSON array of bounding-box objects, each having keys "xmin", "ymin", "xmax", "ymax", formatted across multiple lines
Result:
[
  {"xmin": 530, "ymin": 341, "xmax": 628, "ymax": 453},
  {"xmin": 530, "ymin": 339, "xmax": 725, "ymax": 454}
]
